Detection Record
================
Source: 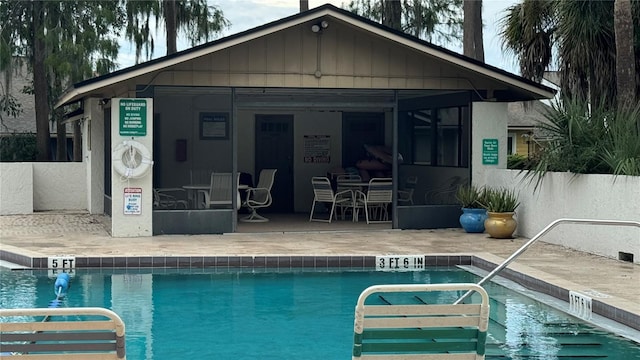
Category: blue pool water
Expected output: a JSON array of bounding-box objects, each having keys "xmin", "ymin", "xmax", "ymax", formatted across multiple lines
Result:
[{"xmin": 1, "ymin": 267, "xmax": 639, "ymax": 359}]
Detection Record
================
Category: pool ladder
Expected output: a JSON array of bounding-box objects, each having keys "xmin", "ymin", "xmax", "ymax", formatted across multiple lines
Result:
[{"xmin": 455, "ymin": 218, "xmax": 640, "ymax": 304}]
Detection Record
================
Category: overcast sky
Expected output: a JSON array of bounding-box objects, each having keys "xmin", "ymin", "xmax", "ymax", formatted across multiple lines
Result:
[{"xmin": 116, "ymin": 0, "xmax": 519, "ymax": 74}]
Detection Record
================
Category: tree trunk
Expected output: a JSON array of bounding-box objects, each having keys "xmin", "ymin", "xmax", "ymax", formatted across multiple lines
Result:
[
  {"xmin": 463, "ymin": 0, "xmax": 484, "ymax": 61},
  {"xmin": 300, "ymin": 0, "xmax": 309, "ymax": 12},
  {"xmin": 165, "ymin": 0, "xmax": 177, "ymax": 55},
  {"xmin": 33, "ymin": 1, "xmax": 50, "ymax": 161},
  {"xmin": 614, "ymin": 0, "xmax": 636, "ymax": 108},
  {"xmin": 382, "ymin": 0, "xmax": 402, "ymax": 31},
  {"xmin": 56, "ymin": 114, "xmax": 67, "ymax": 161}
]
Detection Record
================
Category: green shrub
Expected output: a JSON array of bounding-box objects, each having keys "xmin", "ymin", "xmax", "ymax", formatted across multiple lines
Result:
[
  {"xmin": 482, "ymin": 187, "xmax": 520, "ymax": 213},
  {"xmin": 455, "ymin": 184, "xmax": 487, "ymax": 208},
  {"xmin": 0, "ymin": 133, "xmax": 37, "ymax": 161}
]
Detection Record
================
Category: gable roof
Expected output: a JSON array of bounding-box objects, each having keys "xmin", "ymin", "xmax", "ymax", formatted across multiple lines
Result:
[{"xmin": 56, "ymin": 4, "xmax": 555, "ymax": 108}]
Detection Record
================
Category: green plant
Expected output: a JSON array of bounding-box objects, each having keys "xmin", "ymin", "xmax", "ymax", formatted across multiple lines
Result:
[
  {"xmin": 482, "ymin": 187, "xmax": 520, "ymax": 213},
  {"xmin": 455, "ymin": 184, "xmax": 486, "ymax": 208}
]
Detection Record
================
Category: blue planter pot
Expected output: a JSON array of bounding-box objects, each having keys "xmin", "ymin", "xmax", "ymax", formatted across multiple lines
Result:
[{"xmin": 459, "ymin": 208, "xmax": 487, "ymax": 233}]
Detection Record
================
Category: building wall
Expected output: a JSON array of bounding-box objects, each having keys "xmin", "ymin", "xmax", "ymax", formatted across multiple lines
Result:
[
  {"xmin": 471, "ymin": 102, "xmax": 508, "ymax": 186},
  {"xmin": 483, "ymin": 170, "xmax": 640, "ymax": 264},
  {"xmin": 0, "ymin": 163, "xmax": 33, "ymax": 214}
]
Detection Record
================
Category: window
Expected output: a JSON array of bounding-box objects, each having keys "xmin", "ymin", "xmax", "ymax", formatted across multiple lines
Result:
[{"xmin": 404, "ymin": 106, "xmax": 469, "ymax": 167}]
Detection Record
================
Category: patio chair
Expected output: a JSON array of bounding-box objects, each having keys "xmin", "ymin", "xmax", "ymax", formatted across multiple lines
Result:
[
  {"xmin": 200, "ymin": 172, "xmax": 240, "ymax": 209},
  {"xmin": 241, "ymin": 169, "xmax": 277, "ymax": 222},
  {"xmin": 309, "ymin": 176, "xmax": 354, "ymax": 223},
  {"xmin": 335, "ymin": 174, "xmax": 362, "ymax": 219},
  {"xmin": 353, "ymin": 178, "xmax": 392, "ymax": 223},
  {"xmin": 352, "ymin": 283, "xmax": 490, "ymax": 360},
  {"xmin": 153, "ymin": 188, "xmax": 188, "ymax": 209},
  {"xmin": 397, "ymin": 175, "xmax": 418, "ymax": 205}
]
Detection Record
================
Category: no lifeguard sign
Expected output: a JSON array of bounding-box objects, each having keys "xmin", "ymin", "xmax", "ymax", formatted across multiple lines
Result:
[
  {"xmin": 124, "ymin": 187, "xmax": 142, "ymax": 215},
  {"xmin": 119, "ymin": 99, "xmax": 147, "ymax": 136}
]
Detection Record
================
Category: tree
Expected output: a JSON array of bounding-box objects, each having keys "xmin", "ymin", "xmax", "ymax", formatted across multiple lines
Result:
[
  {"xmin": 124, "ymin": 0, "xmax": 229, "ymax": 63},
  {"xmin": 463, "ymin": 0, "xmax": 484, "ymax": 61},
  {"xmin": 614, "ymin": 0, "xmax": 636, "ymax": 108},
  {"xmin": 347, "ymin": 0, "xmax": 462, "ymax": 45},
  {"xmin": 500, "ymin": 0, "xmax": 639, "ymax": 108},
  {"xmin": 1, "ymin": 1, "xmax": 122, "ymax": 161}
]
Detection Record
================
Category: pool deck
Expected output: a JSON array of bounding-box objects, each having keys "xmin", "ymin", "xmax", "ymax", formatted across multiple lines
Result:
[{"xmin": 1, "ymin": 211, "xmax": 638, "ymax": 332}]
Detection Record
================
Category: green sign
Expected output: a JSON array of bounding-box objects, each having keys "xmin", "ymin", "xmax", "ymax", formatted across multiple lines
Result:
[
  {"xmin": 119, "ymin": 99, "xmax": 147, "ymax": 136},
  {"xmin": 482, "ymin": 138, "xmax": 499, "ymax": 165}
]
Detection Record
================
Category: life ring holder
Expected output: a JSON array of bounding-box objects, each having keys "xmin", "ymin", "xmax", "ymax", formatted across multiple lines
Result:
[{"xmin": 112, "ymin": 140, "xmax": 153, "ymax": 179}]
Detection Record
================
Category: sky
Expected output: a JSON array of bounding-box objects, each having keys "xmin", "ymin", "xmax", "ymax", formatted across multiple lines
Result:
[{"xmin": 116, "ymin": 0, "xmax": 519, "ymax": 74}]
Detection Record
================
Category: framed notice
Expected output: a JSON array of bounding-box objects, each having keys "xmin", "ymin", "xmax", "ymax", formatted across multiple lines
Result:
[
  {"xmin": 303, "ymin": 135, "xmax": 331, "ymax": 163},
  {"xmin": 200, "ymin": 112, "xmax": 229, "ymax": 140}
]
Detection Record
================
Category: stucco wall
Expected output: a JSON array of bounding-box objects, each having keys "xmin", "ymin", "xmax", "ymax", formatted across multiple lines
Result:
[
  {"xmin": 0, "ymin": 162, "xmax": 86, "ymax": 215},
  {"xmin": 483, "ymin": 170, "xmax": 640, "ymax": 264},
  {"xmin": 0, "ymin": 163, "xmax": 34, "ymax": 214}
]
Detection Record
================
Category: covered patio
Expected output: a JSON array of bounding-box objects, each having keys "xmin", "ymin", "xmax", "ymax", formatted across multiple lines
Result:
[{"xmin": 56, "ymin": 4, "xmax": 554, "ymax": 236}]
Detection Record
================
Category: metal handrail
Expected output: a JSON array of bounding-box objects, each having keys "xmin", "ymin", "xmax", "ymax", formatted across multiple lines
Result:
[{"xmin": 454, "ymin": 218, "xmax": 640, "ymax": 304}]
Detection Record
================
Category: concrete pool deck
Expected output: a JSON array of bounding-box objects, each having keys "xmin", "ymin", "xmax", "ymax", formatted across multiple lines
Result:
[{"xmin": 1, "ymin": 211, "xmax": 638, "ymax": 332}]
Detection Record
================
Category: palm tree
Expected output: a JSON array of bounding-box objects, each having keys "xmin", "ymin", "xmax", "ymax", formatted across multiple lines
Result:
[
  {"xmin": 463, "ymin": 0, "xmax": 484, "ymax": 61},
  {"xmin": 500, "ymin": 0, "xmax": 639, "ymax": 108},
  {"xmin": 614, "ymin": 0, "xmax": 636, "ymax": 108}
]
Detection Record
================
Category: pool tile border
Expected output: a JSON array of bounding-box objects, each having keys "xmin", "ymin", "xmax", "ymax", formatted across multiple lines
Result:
[{"xmin": 1, "ymin": 249, "xmax": 637, "ymax": 332}]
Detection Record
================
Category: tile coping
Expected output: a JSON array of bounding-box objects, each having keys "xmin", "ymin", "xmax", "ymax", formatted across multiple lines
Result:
[{"xmin": 1, "ymin": 248, "xmax": 638, "ymax": 332}]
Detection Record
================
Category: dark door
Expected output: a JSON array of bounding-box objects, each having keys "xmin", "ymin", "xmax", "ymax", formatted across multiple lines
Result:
[
  {"xmin": 342, "ymin": 112, "xmax": 385, "ymax": 168},
  {"xmin": 255, "ymin": 114, "xmax": 294, "ymax": 213}
]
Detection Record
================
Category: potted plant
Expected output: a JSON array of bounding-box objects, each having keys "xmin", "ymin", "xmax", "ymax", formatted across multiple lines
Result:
[
  {"xmin": 455, "ymin": 184, "xmax": 488, "ymax": 233},
  {"xmin": 482, "ymin": 187, "xmax": 520, "ymax": 239}
]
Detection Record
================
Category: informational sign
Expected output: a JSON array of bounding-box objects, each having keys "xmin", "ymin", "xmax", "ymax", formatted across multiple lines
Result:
[
  {"xmin": 47, "ymin": 256, "xmax": 76, "ymax": 278},
  {"xmin": 482, "ymin": 138, "xmax": 499, "ymax": 165},
  {"xmin": 124, "ymin": 187, "xmax": 142, "ymax": 215},
  {"xmin": 119, "ymin": 99, "xmax": 147, "ymax": 136},
  {"xmin": 376, "ymin": 255, "xmax": 425, "ymax": 271},
  {"xmin": 303, "ymin": 135, "xmax": 330, "ymax": 163}
]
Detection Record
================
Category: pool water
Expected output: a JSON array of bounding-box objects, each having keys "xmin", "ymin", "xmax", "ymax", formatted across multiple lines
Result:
[{"xmin": 1, "ymin": 267, "xmax": 639, "ymax": 360}]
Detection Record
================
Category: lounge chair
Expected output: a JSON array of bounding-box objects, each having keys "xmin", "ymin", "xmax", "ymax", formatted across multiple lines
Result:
[{"xmin": 352, "ymin": 283, "xmax": 489, "ymax": 359}]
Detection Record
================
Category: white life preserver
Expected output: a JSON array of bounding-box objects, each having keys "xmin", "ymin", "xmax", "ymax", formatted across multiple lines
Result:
[{"xmin": 112, "ymin": 140, "xmax": 153, "ymax": 179}]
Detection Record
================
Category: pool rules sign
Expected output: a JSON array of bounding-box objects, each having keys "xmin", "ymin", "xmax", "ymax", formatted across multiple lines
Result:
[
  {"xmin": 119, "ymin": 99, "xmax": 147, "ymax": 136},
  {"xmin": 124, "ymin": 187, "xmax": 142, "ymax": 215}
]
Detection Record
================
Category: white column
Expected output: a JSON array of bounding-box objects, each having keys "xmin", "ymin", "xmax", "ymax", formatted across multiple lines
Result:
[
  {"xmin": 110, "ymin": 98, "xmax": 154, "ymax": 237},
  {"xmin": 471, "ymin": 102, "xmax": 508, "ymax": 187}
]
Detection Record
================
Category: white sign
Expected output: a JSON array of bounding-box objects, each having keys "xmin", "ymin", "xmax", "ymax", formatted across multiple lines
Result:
[
  {"xmin": 47, "ymin": 256, "xmax": 76, "ymax": 278},
  {"xmin": 376, "ymin": 255, "xmax": 426, "ymax": 271},
  {"xmin": 48, "ymin": 256, "xmax": 76, "ymax": 269},
  {"xmin": 303, "ymin": 135, "xmax": 330, "ymax": 163},
  {"xmin": 124, "ymin": 187, "xmax": 142, "ymax": 215}
]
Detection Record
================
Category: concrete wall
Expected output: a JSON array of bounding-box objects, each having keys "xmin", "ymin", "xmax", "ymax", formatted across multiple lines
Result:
[
  {"xmin": 0, "ymin": 162, "xmax": 86, "ymax": 214},
  {"xmin": 483, "ymin": 170, "xmax": 640, "ymax": 264}
]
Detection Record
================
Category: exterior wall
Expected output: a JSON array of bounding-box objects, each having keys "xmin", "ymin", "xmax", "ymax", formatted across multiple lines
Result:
[
  {"xmin": 158, "ymin": 22, "xmax": 501, "ymax": 91},
  {"xmin": 483, "ymin": 170, "xmax": 640, "ymax": 264},
  {"xmin": 471, "ymin": 102, "xmax": 508, "ymax": 186},
  {"xmin": 0, "ymin": 162, "xmax": 86, "ymax": 215},
  {"xmin": 85, "ymin": 98, "xmax": 105, "ymax": 214},
  {"xmin": 0, "ymin": 163, "xmax": 33, "ymax": 214}
]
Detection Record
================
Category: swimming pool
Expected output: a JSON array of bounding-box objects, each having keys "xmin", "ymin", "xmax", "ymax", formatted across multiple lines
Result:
[{"xmin": 1, "ymin": 267, "xmax": 639, "ymax": 359}]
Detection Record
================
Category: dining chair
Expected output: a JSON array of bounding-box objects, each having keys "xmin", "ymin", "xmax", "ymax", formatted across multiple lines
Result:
[
  {"xmin": 201, "ymin": 172, "xmax": 239, "ymax": 209},
  {"xmin": 335, "ymin": 174, "xmax": 362, "ymax": 219},
  {"xmin": 309, "ymin": 176, "xmax": 354, "ymax": 223},
  {"xmin": 153, "ymin": 188, "xmax": 188, "ymax": 209},
  {"xmin": 353, "ymin": 178, "xmax": 393, "ymax": 223}
]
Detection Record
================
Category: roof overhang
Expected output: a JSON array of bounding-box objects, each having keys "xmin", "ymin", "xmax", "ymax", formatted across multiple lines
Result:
[{"xmin": 56, "ymin": 5, "xmax": 555, "ymax": 108}]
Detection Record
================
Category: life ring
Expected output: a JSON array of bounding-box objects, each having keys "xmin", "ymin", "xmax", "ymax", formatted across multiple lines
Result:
[{"xmin": 112, "ymin": 140, "xmax": 153, "ymax": 179}]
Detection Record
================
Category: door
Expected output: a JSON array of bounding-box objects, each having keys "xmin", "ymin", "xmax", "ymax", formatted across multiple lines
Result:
[
  {"xmin": 255, "ymin": 114, "xmax": 294, "ymax": 213},
  {"xmin": 342, "ymin": 112, "xmax": 385, "ymax": 168}
]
